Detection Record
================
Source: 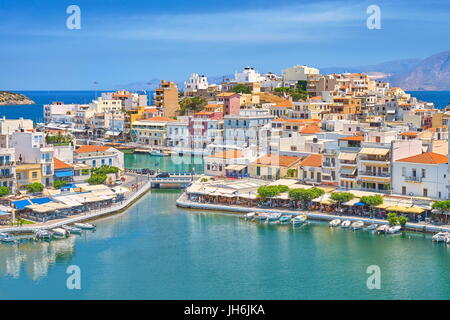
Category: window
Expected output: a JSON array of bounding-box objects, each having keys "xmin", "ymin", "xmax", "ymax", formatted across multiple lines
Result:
[
  {"xmin": 402, "ymin": 167, "xmax": 406, "ymax": 176},
  {"xmin": 256, "ymin": 167, "xmax": 261, "ymax": 176},
  {"xmin": 421, "ymin": 169, "xmax": 426, "ymax": 178},
  {"xmin": 423, "ymin": 188, "xmax": 428, "ymax": 197},
  {"xmin": 109, "ymin": 158, "xmax": 112, "ymax": 166},
  {"xmin": 32, "ymin": 171, "xmax": 38, "ymax": 179},
  {"xmin": 402, "ymin": 186, "xmax": 406, "ymax": 195}
]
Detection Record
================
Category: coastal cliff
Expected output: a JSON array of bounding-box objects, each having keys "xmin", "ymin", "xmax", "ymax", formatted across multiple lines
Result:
[{"xmin": 0, "ymin": 91, "xmax": 35, "ymax": 105}]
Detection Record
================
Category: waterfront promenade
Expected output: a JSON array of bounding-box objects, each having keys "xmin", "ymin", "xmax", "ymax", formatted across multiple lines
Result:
[
  {"xmin": 0, "ymin": 173, "xmax": 152, "ymax": 234},
  {"xmin": 176, "ymin": 192, "xmax": 450, "ymax": 234}
]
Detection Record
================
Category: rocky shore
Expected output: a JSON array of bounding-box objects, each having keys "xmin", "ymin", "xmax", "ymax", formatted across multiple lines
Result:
[{"xmin": 0, "ymin": 91, "xmax": 35, "ymax": 105}]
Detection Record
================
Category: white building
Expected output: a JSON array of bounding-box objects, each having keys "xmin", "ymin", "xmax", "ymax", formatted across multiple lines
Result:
[
  {"xmin": 393, "ymin": 152, "xmax": 448, "ymax": 199},
  {"xmin": 282, "ymin": 65, "xmax": 320, "ymax": 82},
  {"xmin": 184, "ymin": 73, "xmax": 209, "ymax": 93},
  {"xmin": 74, "ymin": 145, "xmax": 124, "ymax": 170},
  {"xmin": 234, "ymin": 67, "xmax": 265, "ymax": 83},
  {"xmin": 167, "ymin": 119, "xmax": 189, "ymax": 150}
]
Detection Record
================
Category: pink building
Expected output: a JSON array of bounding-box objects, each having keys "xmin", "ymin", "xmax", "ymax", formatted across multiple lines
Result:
[{"xmin": 217, "ymin": 93, "xmax": 240, "ymax": 115}]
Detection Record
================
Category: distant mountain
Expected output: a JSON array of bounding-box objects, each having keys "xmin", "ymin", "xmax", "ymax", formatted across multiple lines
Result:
[
  {"xmin": 320, "ymin": 58, "xmax": 421, "ymax": 76},
  {"xmin": 395, "ymin": 50, "xmax": 450, "ymax": 90}
]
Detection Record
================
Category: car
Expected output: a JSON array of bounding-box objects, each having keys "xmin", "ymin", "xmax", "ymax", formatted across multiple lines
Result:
[
  {"xmin": 156, "ymin": 172, "xmax": 170, "ymax": 178},
  {"xmin": 115, "ymin": 179, "xmax": 123, "ymax": 185}
]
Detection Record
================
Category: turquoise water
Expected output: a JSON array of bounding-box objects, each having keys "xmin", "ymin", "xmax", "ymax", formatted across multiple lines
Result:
[
  {"xmin": 124, "ymin": 153, "xmax": 204, "ymax": 174},
  {"xmin": 1, "ymin": 190, "xmax": 450, "ymax": 299}
]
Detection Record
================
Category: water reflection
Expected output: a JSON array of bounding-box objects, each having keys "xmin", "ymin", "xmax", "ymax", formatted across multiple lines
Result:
[{"xmin": 0, "ymin": 236, "xmax": 77, "ymax": 281}]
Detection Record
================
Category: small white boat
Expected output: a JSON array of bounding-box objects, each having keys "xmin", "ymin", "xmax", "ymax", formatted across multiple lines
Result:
[
  {"xmin": 376, "ymin": 225, "xmax": 390, "ymax": 233},
  {"xmin": 329, "ymin": 219, "xmax": 341, "ymax": 227},
  {"xmin": 34, "ymin": 229, "xmax": 52, "ymax": 240},
  {"xmin": 74, "ymin": 222, "xmax": 96, "ymax": 230},
  {"xmin": 267, "ymin": 213, "xmax": 282, "ymax": 223},
  {"xmin": 52, "ymin": 228, "xmax": 68, "ymax": 238},
  {"xmin": 445, "ymin": 236, "xmax": 450, "ymax": 244},
  {"xmin": 351, "ymin": 221, "xmax": 364, "ymax": 230},
  {"xmin": 244, "ymin": 212, "xmax": 256, "ymax": 220},
  {"xmin": 0, "ymin": 232, "xmax": 16, "ymax": 243},
  {"xmin": 292, "ymin": 215, "xmax": 307, "ymax": 225},
  {"xmin": 150, "ymin": 150, "xmax": 168, "ymax": 157},
  {"xmin": 279, "ymin": 215, "xmax": 291, "ymax": 224},
  {"xmin": 256, "ymin": 213, "xmax": 268, "ymax": 222},
  {"xmin": 341, "ymin": 220, "xmax": 352, "ymax": 228},
  {"xmin": 432, "ymin": 232, "xmax": 449, "ymax": 242},
  {"xmin": 62, "ymin": 225, "xmax": 82, "ymax": 234},
  {"xmin": 365, "ymin": 223, "xmax": 378, "ymax": 231},
  {"xmin": 388, "ymin": 225, "xmax": 402, "ymax": 234}
]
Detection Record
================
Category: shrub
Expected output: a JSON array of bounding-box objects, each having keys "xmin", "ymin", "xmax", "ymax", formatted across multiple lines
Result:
[
  {"xmin": 398, "ymin": 216, "xmax": 408, "ymax": 227},
  {"xmin": 91, "ymin": 165, "xmax": 119, "ymax": 175},
  {"xmin": 360, "ymin": 195, "xmax": 383, "ymax": 207},
  {"xmin": 87, "ymin": 173, "xmax": 107, "ymax": 185},
  {"xmin": 53, "ymin": 180, "xmax": 67, "ymax": 189},
  {"xmin": 0, "ymin": 186, "xmax": 10, "ymax": 197},
  {"xmin": 26, "ymin": 182, "xmax": 44, "ymax": 193},
  {"xmin": 257, "ymin": 185, "xmax": 289, "ymax": 198},
  {"xmin": 330, "ymin": 192, "xmax": 354, "ymax": 204},
  {"xmin": 387, "ymin": 212, "xmax": 399, "ymax": 226}
]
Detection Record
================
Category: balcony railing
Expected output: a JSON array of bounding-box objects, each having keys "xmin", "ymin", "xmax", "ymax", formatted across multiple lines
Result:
[
  {"xmin": 404, "ymin": 176, "xmax": 422, "ymax": 182},
  {"xmin": 359, "ymin": 171, "xmax": 390, "ymax": 178}
]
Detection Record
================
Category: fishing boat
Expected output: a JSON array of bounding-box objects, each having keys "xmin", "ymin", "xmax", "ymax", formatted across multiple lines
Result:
[
  {"xmin": 52, "ymin": 228, "xmax": 68, "ymax": 238},
  {"xmin": 74, "ymin": 222, "xmax": 96, "ymax": 230},
  {"xmin": 292, "ymin": 215, "xmax": 307, "ymax": 225},
  {"xmin": 341, "ymin": 220, "xmax": 352, "ymax": 228},
  {"xmin": 388, "ymin": 225, "xmax": 402, "ymax": 234},
  {"xmin": 62, "ymin": 225, "xmax": 82, "ymax": 234},
  {"xmin": 256, "ymin": 213, "xmax": 268, "ymax": 222},
  {"xmin": 34, "ymin": 229, "xmax": 52, "ymax": 240},
  {"xmin": 150, "ymin": 149, "xmax": 168, "ymax": 157},
  {"xmin": 376, "ymin": 225, "xmax": 390, "ymax": 233},
  {"xmin": 365, "ymin": 223, "xmax": 378, "ymax": 231},
  {"xmin": 244, "ymin": 212, "xmax": 256, "ymax": 220},
  {"xmin": 432, "ymin": 232, "xmax": 449, "ymax": 242},
  {"xmin": 0, "ymin": 232, "xmax": 16, "ymax": 243},
  {"xmin": 267, "ymin": 213, "xmax": 282, "ymax": 223},
  {"xmin": 351, "ymin": 221, "xmax": 364, "ymax": 230},
  {"xmin": 279, "ymin": 215, "xmax": 291, "ymax": 224},
  {"xmin": 329, "ymin": 219, "xmax": 341, "ymax": 227}
]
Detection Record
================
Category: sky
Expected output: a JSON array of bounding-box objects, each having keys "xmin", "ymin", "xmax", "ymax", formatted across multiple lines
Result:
[{"xmin": 1, "ymin": 0, "xmax": 450, "ymax": 90}]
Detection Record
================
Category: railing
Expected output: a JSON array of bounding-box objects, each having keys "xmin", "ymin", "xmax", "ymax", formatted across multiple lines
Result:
[
  {"xmin": 359, "ymin": 171, "xmax": 390, "ymax": 178},
  {"xmin": 405, "ymin": 176, "xmax": 422, "ymax": 182}
]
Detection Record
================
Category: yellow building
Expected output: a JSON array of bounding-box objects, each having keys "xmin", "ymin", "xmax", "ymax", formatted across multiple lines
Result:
[{"xmin": 16, "ymin": 163, "xmax": 42, "ymax": 189}]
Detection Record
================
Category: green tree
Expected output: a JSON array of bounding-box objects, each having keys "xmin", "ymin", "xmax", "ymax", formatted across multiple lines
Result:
[
  {"xmin": 232, "ymin": 84, "xmax": 251, "ymax": 94},
  {"xmin": 330, "ymin": 192, "xmax": 354, "ymax": 207},
  {"xmin": 26, "ymin": 182, "xmax": 44, "ymax": 193},
  {"xmin": 398, "ymin": 216, "xmax": 408, "ymax": 227},
  {"xmin": 286, "ymin": 168, "xmax": 298, "ymax": 178},
  {"xmin": 91, "ymin": 165, "xmax": 119, "ymax": 175},
  {"xmin": 0, "ymin": 186, "xmax": 10, "ymax": 197},
  {"xmin": 387, "ymin": 212, "xmax": 399, "ymax": 226},
  {"xmin": 289, "ymin": 187, "xmax": 324, "ymax": 209},
  {"xmin": 360, "ymin": 195, "xmax": 383, "ymax": 218},
  {"xmin": 257, "ymin": 185, "xmax": 288, "ymax": 198},
  {"xmin": 53, "ymin": 180, "xmax": 67, "ymax": 189},
  {"xmin": 87, "ymin": 173, "xmax": 107, "ymax": 185},
  {"xmin": 179, "ymin": 96, "xmax": 207, "ymax": 115}
]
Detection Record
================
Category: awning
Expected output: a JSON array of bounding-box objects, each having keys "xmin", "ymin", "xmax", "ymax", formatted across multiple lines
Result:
[
  {"xmin": 386, "ymin": 205, "xmax": 410, "ymax": 213},
  {"xmin": 359, "ymin": 148, "xmax": 389, "ymax": 156},
  {"xmin": 55, "ymin": 170, "xmax": 73, "ymax": 178},
  {"xmin": 225, "ymin": 164, "xmax": 247, "ymax": 171},
  {"xmin": 13, "ymin": 199, "xmax": 32, "ymax": 209},
  {"xmin": 343, "ymin": 198, "xmax": 360, "ymax": 206},
  {"xmin": 339, "ymin": 166, "xmax": 356, "ymax": 175},
  {"xmin": 105, "ymin": 130, "xmax": 122, "ymax": 136},
  {"xmin": 30, "ymin": 197, "xmax": 53, "ymax": 205},
  {"xmin": 0, "ymin": 210, "xmax": 10, "ymax": 216},
  {"xmin": 338, "ymin": 153, "xmax": 357, "ymax": 161},
  {"xmin": 404, "ymin": 206, "xmax": 425, "ymax": 214}
]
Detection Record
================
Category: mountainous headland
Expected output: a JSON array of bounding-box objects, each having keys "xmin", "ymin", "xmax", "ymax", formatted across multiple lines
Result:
[{"xmin": 0, "ymin": 91, "xmax": 35, "ymax": 105}]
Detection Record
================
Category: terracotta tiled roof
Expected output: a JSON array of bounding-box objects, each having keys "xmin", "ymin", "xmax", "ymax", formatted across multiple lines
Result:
[
  {"xmin": 399, "ymin": 132, "xmax": 418, "ymax": 137},
  {"xmin": 299, "ymin": 154, "xmax": 322, "ymax": 167},
  {"xmin": 273, "ymin": 100, "xmax": 293, "ymax": 108},
  {"xmin": 273, "ymin": 118, "xmax": 320, "ymax": 123},
  {"xmin": 209, "ymin": 150, "xmax": 243, "ymax": 159},
  {"xmin": 338, "ymin": 136, "xmax": 364, "ymax": 141},
  {"xmin": 396, "ymin": 152, "xmax": 448, "ymax": 164},
  {"xmin": 53, "ymin": 158, "xmax": 73, "ymax": 169},
  {"xmin": 253, "ymin": 154, "xmax": 302, "ymax": 167},
  {"xmin": 75, "ymin": 145, "xmax": 110, "ymax": 153},
  {"xmin": 299, "ymin": 125, "xmax": 321, "ymax": 134}
]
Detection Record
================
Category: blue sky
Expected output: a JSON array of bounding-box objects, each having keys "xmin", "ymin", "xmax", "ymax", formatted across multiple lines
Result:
[{"xmin": 1, "ymin": 0, "xmax": 450, "ymax": 90}]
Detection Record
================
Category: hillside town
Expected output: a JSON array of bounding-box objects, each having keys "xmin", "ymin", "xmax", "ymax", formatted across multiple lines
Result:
[{"xmin": 2, "ymin": 64, "xmax": 450, "ymax": 230}]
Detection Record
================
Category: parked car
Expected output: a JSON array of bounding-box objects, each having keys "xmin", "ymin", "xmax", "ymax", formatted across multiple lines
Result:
[{"xmin": 156, "ymin": 172, "xmax": 170, "ymax": 178}]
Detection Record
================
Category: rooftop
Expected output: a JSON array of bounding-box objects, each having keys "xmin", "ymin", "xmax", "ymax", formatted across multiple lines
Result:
[{"xmin": 396, "ymin": 152, "xmax": 448, "ymax": 165}]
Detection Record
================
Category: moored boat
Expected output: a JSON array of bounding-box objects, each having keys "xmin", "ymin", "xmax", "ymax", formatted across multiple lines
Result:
[
  {"xmin": 74, "ymin": 222, "xmax": 96, "ymax": 230},
  {"xmin": 432, "ymin": 232, "xmax": 449, "ymax": 242},
  {"xmin": 292, "ymin": 215, "xmax": 307, "ymax": 225},
  {"xmin": 279, "ymin": 215, "xmax": 291, "ymax": 224},
  {"xmin": 329, "ymin": 219, "xmax": 341, "ymax": 227},
  {"xmin": 0, "ymin": 232, "xmax": 16, "ymax": 243},
  {"xmin": 376, "ymin": 225, "xmax": 390, "ymax": 233},
  {"xmin": 365, "ymin": 223, "xmax": 378, "ymax": 231},
  {"xmin": 62, "ymin": 225, "xmax": 82, "ymax": 234},
  {"xmin": 256, "ymin": 213, "xmax": 268, "ymax": 222},
  {"xmin": 150, "ymin": 149, "xmax": 168, "ymax": 157},
  {"xmin": 388, "ymin": 225, "xmax": 402, "ymax": 234},
  {"xmin": 52, "ymin": 228, "xmax": 68, "ymax": 238},
  {"xmin": 267, "ymin": 213, "xmax": 281, "ymax": 223},
  {"xmin": 341, "ymin": 220, "xmax": 351, "ymax": 228},
  {"xmin": 351, "ymin": 221, "xmax": 364, "ymax": 230},
  {"xmin": 244, "ymin": 212, "xmax": 256, "ymax": 220},
  {"xmin": 34, "ymin": 229, "xmax": 52, "ymax": 240}
]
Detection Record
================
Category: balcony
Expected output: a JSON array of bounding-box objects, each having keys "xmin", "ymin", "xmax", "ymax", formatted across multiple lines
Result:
[
  {"xmin": 0, "ymin": 161, "xmax": 14, "ymax": 168},
  {"xmin": 359, "ymin": 171, "xmax": 390, "ymax": 178},
  {"xmin": 404, "ymin": 176, "xmax": 422, "ymax": 183},
  {"xmin": 0, "ymin": 174, "xmax": 14, "ymax": 179}
]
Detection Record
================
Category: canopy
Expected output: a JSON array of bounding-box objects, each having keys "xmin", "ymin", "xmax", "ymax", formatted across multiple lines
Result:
[
  {"xmin": 225, "ymin": 164, "xmax": 247, "ymax": 171},
  {"xmin": 0, "ymin": 210, "xmax": 10, "ymax": 216},
  {"xmin": 359, "ymin": 148, "xmax": 389, "ymax": 156},
  {"xmin": 386, "ymin": 205, "xmax": 410, "ymax": 213},
  {"xmin": 343, "ymin": 198, "xmax": 361, "ymax": 206},
  {"xmin": 27, "ymin": 204, "xmax": 54, "ymax": 213},
  {"xmin": 404, "ymin": 206, "xmax": 425, "ymax": 214},
  {"xmin": 55, "ymin": 170, "xmax": 73, "ymax": 178},
  {"xmin": 30, "ymin": 197, "xmax": 53, "ymax": 205},
  {"xmin": 105, "ymin": 130, "xmax": 122, "ymax": 136},
  {"xmin": 354, "ymin": 202, "xmax": 366, "ymax": 206},
  {"xmin": 54, "ymin": 195, "xmax": 83, "ymax": 207},
  {"xmin": 13, "ymin": 199, "xmax": 32, "ymax": 210},
  {"xmin": 339, "ymin": 166, "xmax": 357, "ymax": 175},
  {"xmin": 338, "ymin": 153, "xmax": 357, "ymax": 161}
]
